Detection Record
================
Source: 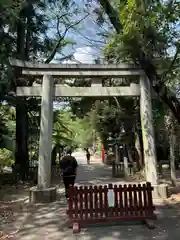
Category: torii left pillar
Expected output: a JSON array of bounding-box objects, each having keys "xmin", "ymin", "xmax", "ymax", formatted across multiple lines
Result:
[{"xmin": 29, "ymin": 75, "xmax": 57, "ymax": 203}]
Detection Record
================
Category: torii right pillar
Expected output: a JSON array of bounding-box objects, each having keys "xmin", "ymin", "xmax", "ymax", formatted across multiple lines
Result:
[{"xmin": 140, "ymin": 75, "xmax": 168, "ymax": 200}]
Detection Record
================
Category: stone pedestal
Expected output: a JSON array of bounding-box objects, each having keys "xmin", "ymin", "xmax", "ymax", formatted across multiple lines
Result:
[
  {"xmin": 152, "ymin": 184, "xmax": 169, "ymax": 200},
  {"xmin": 29, "ymin": 186, "xmax": 57, "ymax": 203}
]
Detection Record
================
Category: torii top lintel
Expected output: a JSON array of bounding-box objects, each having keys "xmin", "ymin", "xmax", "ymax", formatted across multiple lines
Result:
[{"xmin": 10, "ymin": 59, "xmax": 144, "ymax": 77}]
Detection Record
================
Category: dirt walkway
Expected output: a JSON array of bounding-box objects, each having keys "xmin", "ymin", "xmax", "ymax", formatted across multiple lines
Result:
[
  {"xmin": 1, "ymin": 161, "xmax": 180, "ymax": 240},
  {"xmin": 12, "ymin": 201, "xmax": 180, "ymax": 240}
]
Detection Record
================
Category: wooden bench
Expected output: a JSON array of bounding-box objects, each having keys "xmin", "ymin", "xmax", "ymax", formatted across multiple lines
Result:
[{"xmin": 67, "ymin": 182, "xmax": 156, "ymax": 233}]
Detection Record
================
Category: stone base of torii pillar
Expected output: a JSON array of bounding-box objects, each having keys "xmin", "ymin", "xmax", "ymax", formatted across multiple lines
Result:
[{"xmin": 29, "ymin": 186, "xmax": 57, "ymax": 203}]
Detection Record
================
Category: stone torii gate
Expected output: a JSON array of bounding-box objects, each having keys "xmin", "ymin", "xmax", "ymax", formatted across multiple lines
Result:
[{"xmin": 11, "ymin": 59, "xmax": 164, "ymax": 202}]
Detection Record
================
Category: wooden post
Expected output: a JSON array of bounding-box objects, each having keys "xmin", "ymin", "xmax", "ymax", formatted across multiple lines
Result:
[
  {"xmin": 38, "ymin": 75, "xmax": 54, "ymax": 188},
  {"xmin": 123, "ymin": 144, "xmax": 129, "ymax": 178},
  {"xmin": 140, "ymin": 76, "xmax": 158, "ymax": 185}
]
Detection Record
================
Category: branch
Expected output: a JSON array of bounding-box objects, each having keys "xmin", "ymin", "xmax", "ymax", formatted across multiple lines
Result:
[
  {"xmin": 45, "ymin": 14, "xmax": 89, "ymax": 64},
  {"xmin": 72, "ymin": 29, "xmax": 106, "ymax": 44},
  {"xmin": 161, "ymin": 45, "xmax": 180, "ymax": 81},
  {"xmin": 113, "ymin": 97, "xmax": 121, "ymax": 110},
  {"xmin": 98, "ymin": 0, "xmax": 122, "ymax": 33},
  {"xmin": 55, "ymin": 53, "xmax": 74, "ymax": 62}
]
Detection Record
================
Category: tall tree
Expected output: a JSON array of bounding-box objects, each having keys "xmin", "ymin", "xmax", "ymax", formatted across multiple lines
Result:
[
  {"xmin": 0, "ymin": 0, "xmax": 87, "ymax": 179},
  {"xmin": 96, "ymin": 0, "xmax": 180, "ymax": 123}
]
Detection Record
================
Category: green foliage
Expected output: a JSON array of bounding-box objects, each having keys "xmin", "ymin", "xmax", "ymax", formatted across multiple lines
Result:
[
  {"xmin": 0, "ymin": 103, "xmax": 15, "ymax": 168},
  {"xmin": 73, "ymin": 116, "xmax": 94, "ymax": 149},
  {"xmin": 53, "ymin": 109, "xmax": 74, "ymax": 147},
  {"xmin": 0, "ymin": 0, "xmax": 88, "ymax": 176},
  {"xmin": 103, "ymin": 0, "xmax": 180, "ymax": 67},
  {"xmin": 0, "ymin": 0, "xmax": 84, "ymax": 97},
  {"xmin": 100, "ymin": 0, "xmax": 180, "ymax": 127},
  {"xmin": 0, "ymin": 148, "xmax": 14, "ymax": 170},
  {"xmin": 1, "ymin": 0, "xmax": 179, "ymax": 172},
  {"xmin": 95, "ymin": 0, "xmax": 180, "ymax": 160},
  {"xmin": 0, "ymin": 103, "xmax": 15, "ymax": 148},
  {"xmin": 0, "ymin": 0, "xmax": 24, "ymax": 20},
  {"xmin": 53, "ymin": 109, "xmax": 95, "ymax": 149}
]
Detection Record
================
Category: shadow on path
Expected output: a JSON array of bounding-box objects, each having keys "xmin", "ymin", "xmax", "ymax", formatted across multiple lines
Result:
[
  {"xmin": 12, "ymin": 162, "xmax": 180, "ymax": 239},
  {"xmin": 14, "ymin": 202, "xmax": 180, "ymax": 240}
]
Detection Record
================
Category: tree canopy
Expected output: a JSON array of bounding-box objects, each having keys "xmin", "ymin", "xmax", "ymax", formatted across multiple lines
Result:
[{"xmin": 96, "ymin": 0, "xmax": 180, "ymax": 123}]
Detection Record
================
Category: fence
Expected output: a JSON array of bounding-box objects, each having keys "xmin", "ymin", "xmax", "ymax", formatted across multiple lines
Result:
[{"xmin": 67, "ymin": 182, "xmax": 155, "ymax": 233}]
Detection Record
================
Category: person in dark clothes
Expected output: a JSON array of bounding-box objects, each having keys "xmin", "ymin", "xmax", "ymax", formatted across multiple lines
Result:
[
  {"xmin": 85, "ymin": 148, "xmax": 91, "ymax": 164},
  {"xmin": 59, "ymin": 147, "xmax": 78, "ymax": 199}
]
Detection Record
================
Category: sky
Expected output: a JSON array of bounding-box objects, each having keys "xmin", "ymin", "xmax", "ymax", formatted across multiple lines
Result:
[
  {"xmin": 53, "ymin": 46, "xmax": 97, "ymax": 109},
  {"xmin": 47, "ymin": 0, "xmax": 106, "ymax": 109},
  {"xmin": 63, "ymin": 46, "xmax": 98, "ymax": 63},
  {"xmin": 45, "ymin": 0, "xmax": 111, "ymax": 63}
]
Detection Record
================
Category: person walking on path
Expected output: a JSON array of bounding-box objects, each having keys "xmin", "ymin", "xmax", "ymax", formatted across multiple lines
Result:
[
  {"xmin": 85, "ymin": 148, "xmax": 91, "ymax": 164},
  {"xmin": 59, "ymin": 147, "xmax": 78, "ymax": 199}
]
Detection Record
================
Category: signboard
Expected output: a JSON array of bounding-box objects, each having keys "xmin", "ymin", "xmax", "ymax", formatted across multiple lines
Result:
[
  {"xmin": 107, "ymin": 189, "xmax": 115, "ymax": 207},
  {"xmin": 107, "ymin": 189, "xmax": 121, "ymax": 207}
]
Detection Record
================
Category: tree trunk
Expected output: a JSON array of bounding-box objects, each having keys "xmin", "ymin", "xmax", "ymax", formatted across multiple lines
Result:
[
  {"xmin": 51, "ymin": 145, "xmax": 57, "ymax": 166},
  {"xmin": 126, "ymin": 145, "xmax": 136, "ymax": 174},
  {"xmin": 123, "ymin": 116, "xmax": 138, "ymax": 173},
  {"xmin": 15, "ymin": 101, "xmax": 29, "ymax": 180},
  {"xmin": 169, "ymin": 131, "xmax": 177, "ymax": 186},
  {"xmin": 115, "ymin": 144, "xmax": 119, "ymax": 164},
  {"xmin": 135, "ymin": 129, "xmax": 144, "ymax": 171},
  {"xmin": 15, "ymin": 6, "xmax": 31, "ymax": 180},
  {"xmin": 58, "ymin": 148, "xmax": 61, "ymax": 163},
  {"xmin": 123, "ymin": 144, "xmax": 129, "ymax": 178}
]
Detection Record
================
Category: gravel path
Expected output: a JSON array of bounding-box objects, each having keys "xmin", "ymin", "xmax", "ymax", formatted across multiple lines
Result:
[{"xmin": 1, "ymin": 151, "xmax": 180, "ymax": 240}]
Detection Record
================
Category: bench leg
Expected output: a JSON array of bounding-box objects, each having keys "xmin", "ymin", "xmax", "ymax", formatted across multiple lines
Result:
[
  {"xmin": 143, "ymin": 219, "xmax": 156, "ymax": 229},
  {"xmin": 73, "ymin": 222, "xmax": 80, "ymax": 233}
]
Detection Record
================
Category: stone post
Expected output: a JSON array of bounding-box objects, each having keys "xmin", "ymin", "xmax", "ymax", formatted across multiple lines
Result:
[
  {"xmin": 115, "ymin": 144, "xmax": 119, "ymax": 164},
  {"xmin": 29, "ymin": 75, "xmax": 56, "ymax": 203},
  {"xmin": 123, "ymin": 145, "xmax": 129, "ymax": 178},
  {"xmin": 140, "ymin": 75, "xmax": 158, "ymax": 185},
  {"xmin": 38, "ymin": 75, "xmax": 54, "ymax": 188}
]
